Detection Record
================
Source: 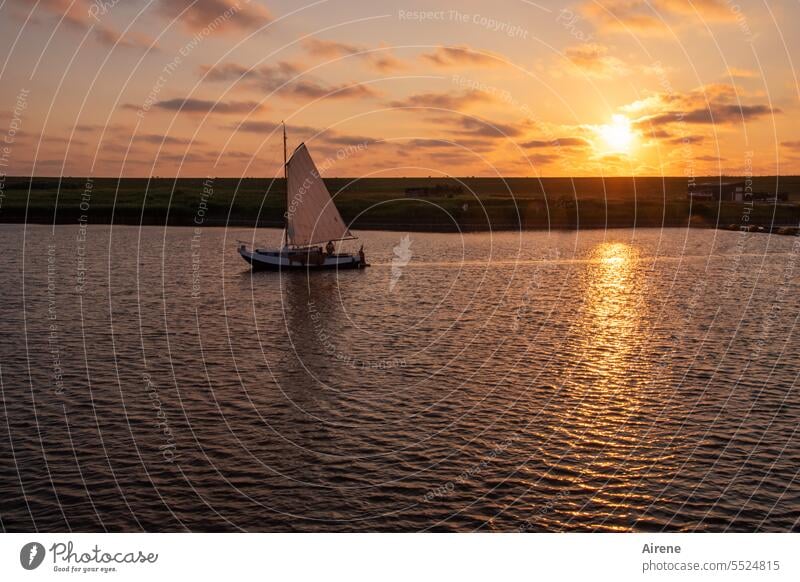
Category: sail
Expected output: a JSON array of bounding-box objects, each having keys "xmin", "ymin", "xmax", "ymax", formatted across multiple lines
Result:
[{"xmin": 285, "ymin": 143, "xmax": 353, "ymax": 247}]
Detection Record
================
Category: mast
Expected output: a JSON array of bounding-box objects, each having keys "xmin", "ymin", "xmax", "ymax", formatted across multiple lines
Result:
[
  {"xmin": 283, "ymin": 121, "xmax": 288, "ymax": 182},
  {"xmin": 283, "ymin": 121, "xmax": 288, "ymax": 248}
]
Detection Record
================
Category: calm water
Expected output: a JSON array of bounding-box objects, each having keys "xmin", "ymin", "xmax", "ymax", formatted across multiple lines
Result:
[{"xmin": 1, "ymin": 223, "xmax": 799, "ymax": 532}]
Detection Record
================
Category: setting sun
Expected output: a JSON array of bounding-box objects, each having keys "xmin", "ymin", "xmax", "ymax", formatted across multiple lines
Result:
[{"xmin": 600, "ymin": 114, "xmax": 636, "ymax": 154}]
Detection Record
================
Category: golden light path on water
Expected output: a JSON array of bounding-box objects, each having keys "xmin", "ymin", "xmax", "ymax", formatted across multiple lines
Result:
[{"xmin": 555, "ymin": 242, "xmax": 672, "ymax": 530}]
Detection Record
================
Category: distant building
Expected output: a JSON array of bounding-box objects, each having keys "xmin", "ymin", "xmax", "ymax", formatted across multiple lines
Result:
[{"xmin": 688, "ymin": 181, "xmax": 788, "ymax": 202}]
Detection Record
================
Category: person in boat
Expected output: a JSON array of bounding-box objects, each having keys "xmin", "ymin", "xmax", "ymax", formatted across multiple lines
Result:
[{"xmin": 326, "ymin": 240, "xmax": 335, "ymax": 256}]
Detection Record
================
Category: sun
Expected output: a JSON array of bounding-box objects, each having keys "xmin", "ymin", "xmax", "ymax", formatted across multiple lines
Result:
[{"xmin": 599, "ymin": 114, "xmax": 635, "ymax": 154}]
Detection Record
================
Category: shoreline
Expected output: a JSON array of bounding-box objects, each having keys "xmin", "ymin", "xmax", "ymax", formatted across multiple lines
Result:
[
  {"xmin": 4, "ymin": 217, "xmax": 798, "ymax": 236},
  {"xmin": 2, "ymin": 175, "xmax": 798, "ymax": 235}
]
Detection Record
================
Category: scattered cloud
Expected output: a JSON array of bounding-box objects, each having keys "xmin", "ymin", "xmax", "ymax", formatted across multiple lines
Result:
[
  {"xmin": 371, "ymin": 54, "xmax": 408, "ymax": 72},
  {"xmin": 42, "ymin": 135, "xmax": 89, "ymax": 146},
  {"xmin": 202, "ymin": 61, "xmax": 382, "ymax": 100},
  {"xmin": 670, "ymin": 134, "xmax": 704, "ymax": 144},
  {"xmin": 646, "ymin": 104, "xmax": 777, "ymax": 125},
  {"xmin": 526, "ymin": 153, "xmax": 560, "ymax": 165},
  {"xmin": 630, "ymin": 84, "xmax": 780, "ymax": 128},
  {"xmin": 122, "ymin": 98, "xmax": 266, "ymax": 114},
  {"xmin": 229, "ymin": 121, "xmax": 376, "ymax": 149},
  {"xmin": 72, "ymin": 124, "xmax": 100, "ymax": 133},
  {"xmin": 581, "ymin": 0, "xmax": 735, "ymax": 35},
  {"xmin": 322, "ymin": 133, "xmax": 377, "ymax": 146},
  {"xmin": 233, "ymin": 120, "xmax": 288, "ymax": 133},
  {"xmin": 138, "ymin": 134, "xmax": 201, "ymax": 145},
  {"xmin": 581, "ymin": 0, "xmax": 665, "ymax": 34},
  {"xmin": 402, "ymin": 137, "xmax": 495, "ymax": 152},
  {"xmin": 203, "ymin": 61, "xmax": 298, "ymax": 82},
  {"xmin": 8, "ymin": 0, "xmax": 157, "ymax": 49},
  {"xmin": 303, "ymin": 38, "xmax": 362, "ymax": 58},
  {"xmin": 405, "ymin": 138, "xmax": 451, "ymax": 148},
  {"xmin": 727, "ymin": 67, "xmax": 760, "ymax": 80},
  {"xmin": 155, "ymin": 0, "xmax": 272, "ymax": 33},
  {"xmin": 291, "ymin": 80, "xmax": 380, "ymax": 100},
  {"xmin": 421, "ymin": 46, "xmax": 502, "ymax": 67},
  {"xmin": 390, "ymin": 91, "xmax": 492, "ymax": 110},
  {"xmin": 564, "ymin": 44, "xmax": 629, "ymax": 78},
  {"xmin": 522, "ymin": 137, "xmax": 591, "ymax": 148},
  {"xmin": 641, "ymin": 128, "xmax": 673, "ymax": 139},
  {"xmin": 447, "ymin": 117, "xmax": 525, "ymax": 138},
  {"xmin": 424, "ymin": 150, "xmax": 476, "ymax": 164},
  {"xmin": 302, "ymin": 38, "xmax": 408, "ymax": 72},
  {"xmin": 657, "ymin": 0, "xmax": 733, "ymax": 19}
]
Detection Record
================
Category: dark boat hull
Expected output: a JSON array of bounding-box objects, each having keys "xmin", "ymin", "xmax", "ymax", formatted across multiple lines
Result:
[{"xmin": 239, "ymin": 246, "xmax": 368, "ymax": 271}]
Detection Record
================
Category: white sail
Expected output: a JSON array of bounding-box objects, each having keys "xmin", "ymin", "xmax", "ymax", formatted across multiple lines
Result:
[{"xmin": 285, "ymin": 143, "xmax": 353, "ymax": 247}]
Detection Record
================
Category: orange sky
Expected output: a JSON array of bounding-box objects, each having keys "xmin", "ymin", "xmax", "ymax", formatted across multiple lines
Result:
[{"xmin": 0, "ymin": 0, "xmax": 798, "ymax": 177}]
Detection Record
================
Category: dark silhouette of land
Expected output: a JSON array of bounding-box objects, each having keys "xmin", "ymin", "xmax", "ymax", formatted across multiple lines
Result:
[{"xmin": 1, "ymin": 176, "xmax": 799, "ymax": 232}]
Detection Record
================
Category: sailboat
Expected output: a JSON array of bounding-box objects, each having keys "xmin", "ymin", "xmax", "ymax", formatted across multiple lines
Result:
[{"xmin": 238, "ymin": 124, "xmax": 368, "ymax": 271}]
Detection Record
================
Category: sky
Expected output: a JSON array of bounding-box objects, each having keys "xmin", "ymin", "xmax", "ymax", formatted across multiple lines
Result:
[{"xmin": 0, "ymin": 0, "xmax": 798, "ymax": 178}]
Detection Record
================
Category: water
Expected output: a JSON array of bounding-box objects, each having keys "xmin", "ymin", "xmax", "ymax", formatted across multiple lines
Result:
[{"xmin": 1, "ymin": 223, "xmax": 799, "ymax": 532}]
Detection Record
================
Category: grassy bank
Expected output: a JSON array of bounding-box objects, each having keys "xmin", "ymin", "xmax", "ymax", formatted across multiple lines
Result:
[{"xmin": 1, "ymin": 176, "xmax": 799, "ymax": 231}]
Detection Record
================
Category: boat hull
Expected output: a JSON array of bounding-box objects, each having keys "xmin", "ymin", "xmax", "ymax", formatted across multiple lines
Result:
[{"xmin": 239, "ymin": 246, "xmax": 367, "ymax": 271}]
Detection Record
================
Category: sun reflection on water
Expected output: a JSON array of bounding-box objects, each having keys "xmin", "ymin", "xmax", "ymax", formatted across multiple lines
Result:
[
  {"xmin": 581, "ymin": 241, "xmax": 647, "ymax": 383},
  {"xmin": 559, "ymin": 241, "xmax": 668, "ymax": 527}
]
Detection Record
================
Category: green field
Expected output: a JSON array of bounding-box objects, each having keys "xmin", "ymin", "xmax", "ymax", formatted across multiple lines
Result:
[{"xmin": 2, "ymin": 176, "xmax": 799, "ymax": 231}]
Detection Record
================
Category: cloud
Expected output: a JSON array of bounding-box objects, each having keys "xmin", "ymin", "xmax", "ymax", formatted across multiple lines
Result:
[
  {"xmin": 219, "ymin": 150, "xmax": 255, "ymax": 159},
  {"xmin": 42, "ymin": 135, "xmax": 89, "ymax": 146},
  {"xmin": 155, "ymin": 0, "xmax": 272, "ymax": 33},
  {"xmin": 70, "ymin": 123, "xmax": 132, "ymax": 135},
  {"xmin": 233, "ymin": 120, "xmax": 287, "ymax": 133},
  {"xmin": 656, "ymin": 0, "xmax": 733, "ymax": 19},
  {"xmin": 727, "ymin": 67, "xmax": 760, "ymax": 80},
  {"xmin": 630, "ymin": 84, "xmax": 780, "ymax": 128},
  {"xmin": 371, "ymin": 54, "xmax": 408, "ymax": 72},
  {"xmin": 646, "ymin": 104, "xmax": 777, "ymax": 125},
  {"xmin": 526, "ymin": 153, "xmax": 560, "ymax": 165},
  {"xmin": 581, "ymin": 0, "xmax": 734, "ymax": 35},
  {"xmin": 424, "ymin": 150, "xmax": 475, "ymax": 164},
  {"xmin": 291, "ymin": 81, "xmax": 379, "ymax": 100},
  {"xmin": 152, "ymin": 151, "xmax": 209, "ymax": 164},
  {"xmin": 641, "ymin": 128, "xmax": 672, "ymax": 139},
  {"xmin": 138, "ymin": 134, "xmax": 201, "ymax": 145},
  {"xmin": 301, "ymin": 38, "xmax": 408, "ymax": 72},
  {"xmin": 406, "ymin": 139, "xmax": 451, "ymax": 148},
  {"xmin": 781, "ymin": 141, "xmax": 800, "ymax": 150},
  {"xmin": 8, "ymin": 0, "xmax": 156, "ymax": 49},
  {"xmin": 403, "ymin": 137, "xmax": 495, "ymax": 152},
  {"xmin": 522, "ymin": 137, "xmax": 590, "ymax": 148},
  {"xmin": 447, "ymin": 117, "xmax": 524, "ymax": 138},
  {"xmin": 321, "ymin": 133, "xmax": 377, "ymax": 146},
  {"xmin": 670, "ymin": 134, "xmax": 704, "ymax": 144},
  {"xmin": 563, "ymin": 44, "xmax": 629, "ymax": 79},
  {"xmin": 203, "ymin": 61, "xmax": 299, "ymax": 82},
  {"xmin": 421, "ymin": 46, "xmax": 502, "ymax": 67},
  {"xmin": 695, "ymin": 155, "xmax": 724, "ymax": 162},
  {"xmin": 94, "ymin": 28, "xmax": 158, "ymax": 50},
  {"xmin": 202, "ymin": 61, "xmax": 382, "ymax": 100},
  {"xmin": 123, "ymin": 98, "xmax": 266, "ymax": 114},
  {"xmin": 72, "ymin": 124, "xmax": 100, "ymax": 133},
  {"xmin": 230, "ymin": 121, "xmax": 374, "ymax": 148},
  {"xmin": 390, "ymin": 91, "xmax": 492, "ymax": 110},
  {"xmin": 303, "ymin": 38, "xmax": 361, "ymax": 58},
  {"xmin": 581, "ymin": 1, "xmax": 665, "ymax": 34}
]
